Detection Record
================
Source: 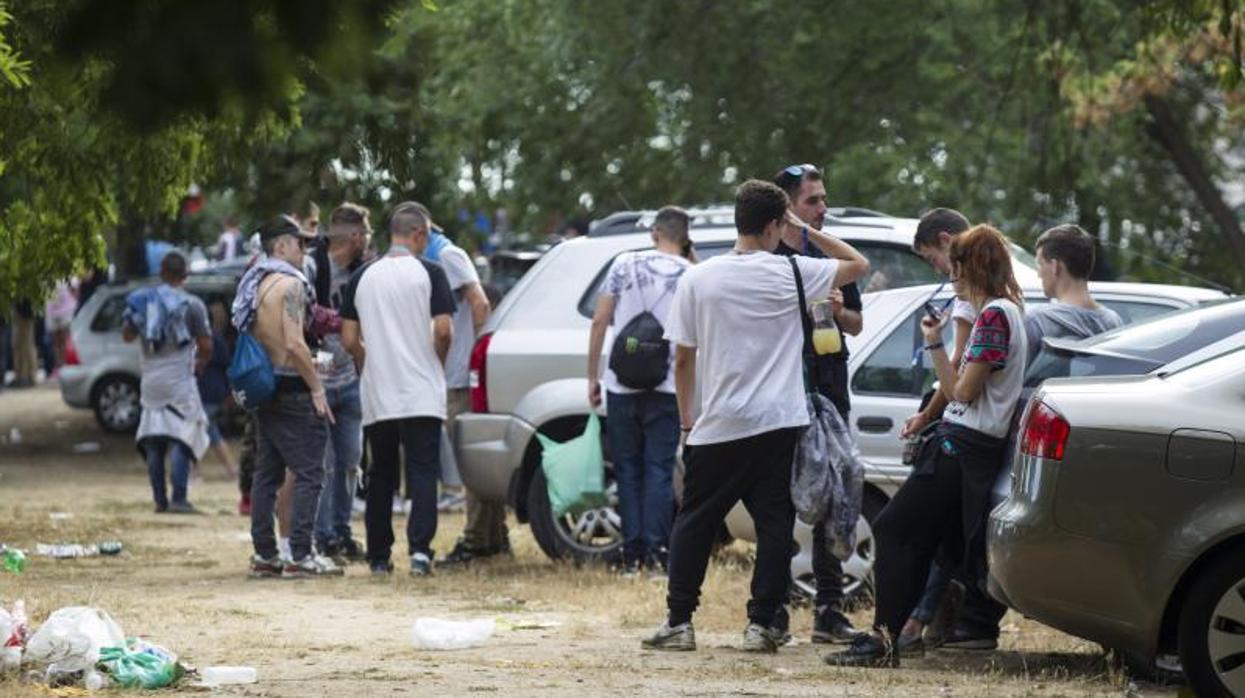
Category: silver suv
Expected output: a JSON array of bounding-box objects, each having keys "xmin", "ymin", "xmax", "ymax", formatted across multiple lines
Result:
[{"xmin": 455, "ymin": 207, "xmax": 1223, "ymax": 595}]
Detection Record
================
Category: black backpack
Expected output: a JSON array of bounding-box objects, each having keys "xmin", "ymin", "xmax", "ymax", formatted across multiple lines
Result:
[
  {"xmin": 609, "ymin": 310, "xmax": 670, "ymax": 390},
  {"xmin": 608, "ymin": 256, "xmax": 677, "ymax": 390}
]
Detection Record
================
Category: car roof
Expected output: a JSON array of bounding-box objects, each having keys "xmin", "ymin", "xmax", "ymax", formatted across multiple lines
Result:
[{"xmin": 860, "ymin": 279, "xmax": 1228, "ymax": 309}]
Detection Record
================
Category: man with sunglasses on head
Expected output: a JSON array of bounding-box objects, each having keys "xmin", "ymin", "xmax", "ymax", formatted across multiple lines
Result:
[
  {"xmin": 769, "ymin": 163, "xmax": 865, "ymax": 646},
  {"xmin": 234, "ymin": 215, "xmax": 342, "ymax": 579}
]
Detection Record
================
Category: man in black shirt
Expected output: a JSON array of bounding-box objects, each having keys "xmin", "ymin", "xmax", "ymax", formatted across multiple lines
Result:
[{"xmin": 771, "ymin": 163, "xmax": 865, "ymax": 644}]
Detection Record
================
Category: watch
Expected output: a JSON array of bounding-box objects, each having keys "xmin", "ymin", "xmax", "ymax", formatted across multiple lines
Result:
[{"xmin": 923, "ymin": 342, "xmax": 945, "ymax": 352}]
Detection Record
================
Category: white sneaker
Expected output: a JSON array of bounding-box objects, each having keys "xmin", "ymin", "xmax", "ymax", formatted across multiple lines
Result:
[
  {"xmin": 283, "ymin": 554, "xmax": 344, "ymax": 579},
  {"xmin": 410, "ymin": 552, "xmax": 433, "ymax": 577}
]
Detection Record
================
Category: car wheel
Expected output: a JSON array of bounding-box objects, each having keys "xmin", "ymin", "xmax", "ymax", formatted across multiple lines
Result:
[
  {"xmin": 790, "ymin": 488, "xmax": 886, "ymax": 610},
  {"xmin": 93, "ymin": 375, "xmax": 141, "ymax": 433},
  {"xmin": 527, "ymin": 466, "xmax": 623, "ymax": 564},
  {"xmin": 1178, "ymin": 551, "xmax": 1245, "ymax": 698}
]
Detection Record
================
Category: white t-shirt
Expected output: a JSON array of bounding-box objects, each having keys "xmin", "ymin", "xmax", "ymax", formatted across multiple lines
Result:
[
  {"xmin": 950, "ymin": 297, "xmax": 977, "ymax": 352},
  {"xmin": 943, "ymin": 298, "xmax": 1027, "ymax": 438},
  {"xmin": 438, "ymin": 245, "xmax": 482, "ymax": 390},
  {"xmin": 664, "ymin": 251, "xmax": 838, "ymax": 446},
  {"xmin": 600, "ymin": 250, "xmax": 692, "ymax": 395},
  {"xmin": 339, "ymin": 251, "xmax": 457, "ymax": 426}
]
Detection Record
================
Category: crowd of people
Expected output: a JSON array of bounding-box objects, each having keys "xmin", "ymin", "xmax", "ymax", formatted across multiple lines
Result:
[{"xmin": 109, "ymin": 161, "xmax": 1126, "ymax": 666}]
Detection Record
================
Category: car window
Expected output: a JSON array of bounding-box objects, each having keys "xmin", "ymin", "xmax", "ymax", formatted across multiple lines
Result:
[
  {"xmin": 852, "ymin": 306, "xmax": 954, "ymax": 397},
  {"xmin": 1098, "ymin": 300, "xmax": 1177, "ymax": 325},
  {"xmin": 90, "ymin": 294, "xmax": 127, "ymax": 332},
  {"xmin": 849, "ymin": 243, "xmax": 942, "ymax": 293},
  {"xmin": 576, "ymin": 242, "xmax": 732, "ymax": 318}
]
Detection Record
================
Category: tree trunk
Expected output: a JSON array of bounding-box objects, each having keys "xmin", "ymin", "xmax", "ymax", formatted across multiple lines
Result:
[{"xmin": 1143, "ymin": 94, "xmax": 1245, "ymax": 270}]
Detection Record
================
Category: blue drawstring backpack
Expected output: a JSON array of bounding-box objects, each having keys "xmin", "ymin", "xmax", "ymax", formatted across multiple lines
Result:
[{"xmin": 228, "ymin": 332, "xmax": 275, "ymax": 410}]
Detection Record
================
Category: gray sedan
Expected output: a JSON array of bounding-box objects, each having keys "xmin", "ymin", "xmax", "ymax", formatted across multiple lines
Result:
[{"xmin": 988, "ymin": 336, "xmax": 1245, "ymax": 696}]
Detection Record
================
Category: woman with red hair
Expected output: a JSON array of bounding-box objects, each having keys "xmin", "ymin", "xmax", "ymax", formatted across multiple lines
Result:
[{"xmin": 828, "ymin": 224, "xmax": 1027, "ymax": 667}]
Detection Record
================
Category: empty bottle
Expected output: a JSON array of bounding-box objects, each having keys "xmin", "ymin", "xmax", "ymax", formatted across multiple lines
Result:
[
  {"xmin": 201, "ymin": 666, "xmax": 258, "ymax": 685},
  {"xmin": 2, "ymin": 549, "xmax": 25, "ymax": 573}
]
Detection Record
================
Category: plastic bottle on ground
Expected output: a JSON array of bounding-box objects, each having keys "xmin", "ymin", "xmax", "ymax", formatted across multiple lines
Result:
[
  {"xmin": 2, "ymin": 549, "xmax": 26, "ymax": 573},
  {"xmin": 201, "ymin": 666, "xmax": 258, "ymax": 685}
]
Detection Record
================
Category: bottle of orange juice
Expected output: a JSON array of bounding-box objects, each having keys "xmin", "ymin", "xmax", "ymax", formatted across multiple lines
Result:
[{"xmin": 810, "ymin": 300, "xmax": 841, "ymax": 355}]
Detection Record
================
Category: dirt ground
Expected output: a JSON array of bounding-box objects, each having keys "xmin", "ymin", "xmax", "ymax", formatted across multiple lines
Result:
[{"xmin": 0, "ymin": 384, "xmax": 1177, "ymax": 696}]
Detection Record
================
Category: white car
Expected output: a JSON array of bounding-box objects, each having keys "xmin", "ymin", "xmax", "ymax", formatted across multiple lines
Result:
[{"xmin": 455, "ymin": 206, "xmax": 1226, "ymax": 598}]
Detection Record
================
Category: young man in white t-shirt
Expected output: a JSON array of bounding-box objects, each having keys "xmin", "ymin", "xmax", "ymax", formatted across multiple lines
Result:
[
  {"xmin": 587, "ymin": 205, "xmax": 694, "ymax": 576},
  {"xmin": 341, "ymin": 205, "xmax": 456, "ymax": 577},
  {"xmin": 641, "ymin": 181, "xmax": 869, "ymax": 653}
]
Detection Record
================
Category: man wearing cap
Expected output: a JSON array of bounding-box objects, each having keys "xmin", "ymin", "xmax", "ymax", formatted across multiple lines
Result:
[
  {"xmin": 233, "ymin": 215, "xmax": 342, "ymax": 579},
  {"xmin": 770, "ymin": 163, "xmax": 865, "ymax": 645}
]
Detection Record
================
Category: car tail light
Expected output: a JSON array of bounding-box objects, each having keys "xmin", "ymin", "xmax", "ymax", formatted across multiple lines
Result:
[
  {"xmin": 64, "ymin": 334, "xmax": 81, "ymax": 366},
  {"xmin": 469, "ymin": 332, "xmax": 492, "ymax": 413},
  {"xmin": 1019, "ymin": 399, "xmax": 1070, "ymax": 461}
]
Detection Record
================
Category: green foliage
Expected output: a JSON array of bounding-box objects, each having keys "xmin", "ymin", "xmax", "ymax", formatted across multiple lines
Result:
[{"xmin": 0, "ymin": 3, "xmax": 30, "ymax": 89}]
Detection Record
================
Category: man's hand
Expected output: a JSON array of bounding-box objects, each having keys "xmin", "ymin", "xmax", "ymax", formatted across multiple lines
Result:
[
  {"xmin": 828, "ymin": 288, "xmax": 844, "ymax": 314},
  {"xmin": 780, "ymin": 211, "xmax": 807, "ymax": 248},
  {"xmin": 900, "ymin": 412, "xmax": 930, "ymax": 439},
  {"xmin": 588, "ymin": 378, "xmax": 602, "ymax": 407},
  {"xmin": 312, "ymin": 390, "xmax": 336, "ymax": 425}
]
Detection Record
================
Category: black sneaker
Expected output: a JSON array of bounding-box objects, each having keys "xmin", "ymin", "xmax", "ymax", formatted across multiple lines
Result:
[
  {"xmin": 339, "ymin": 537, "xmax": 367, "ymax": 562},
  {"xmin": 369, "ymin": 560, "xmax": 394, "ymax": 577},
  {"xmin": 940, "ymin": 628, "xmax": 998, "ymax": 651},
  {"xmin": 896, "ymin": 632, "xmax": 925, "ymax": 658},
  {"xmin": 812, "ymin": 607, "xmax": 863, "ymax": 644},
  {"xmin": 167, "ymin": 501, "xmax": 202, "ymax": 515},
  {"xmin": 441, "ymin": 541, "xmax": 496, "ymax": 566},
  {"xmin": 823, "ymin": 633, "xmax": 898, "ymax": 668},
  {"xmin": 619, "ymin": 558, "xmax": 643, "ymax": 579}
]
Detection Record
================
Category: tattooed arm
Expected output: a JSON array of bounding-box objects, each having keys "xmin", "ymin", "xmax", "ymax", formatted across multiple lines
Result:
[{"xmin": 279, "ymin": 278, "xmax": 334, "ymax": 422}]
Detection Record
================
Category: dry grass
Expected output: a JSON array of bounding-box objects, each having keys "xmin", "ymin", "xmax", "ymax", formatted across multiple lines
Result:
[{"xmin": 0, "ymin": 386, "xmax": 1177, "ymax": 696}]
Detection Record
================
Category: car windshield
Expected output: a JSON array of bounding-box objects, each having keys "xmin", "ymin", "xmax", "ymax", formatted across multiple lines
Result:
[{"xmin": 1024, "ymin": 299, "xmax": 1245, "ymax": 386}]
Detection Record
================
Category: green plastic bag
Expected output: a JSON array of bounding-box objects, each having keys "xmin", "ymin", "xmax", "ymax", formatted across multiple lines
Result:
[
  {"xmin": 537, "ymin": 413, "xmax": 608, "ymax": 517},
  {"xmin": 98, "ymin": 642, "xmax": 181, "ymax": 689}
]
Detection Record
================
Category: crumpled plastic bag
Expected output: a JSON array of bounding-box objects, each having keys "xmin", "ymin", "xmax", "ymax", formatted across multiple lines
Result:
[
  {"xmin": 24, "ymin": 607, "xmax": 125, "ymax": 676},
  {"xmin": 410, "ymin": 618, "xmax": 495, "ymax": 651},
  {"xmin": 791, "ymin": 393, "xmax": 865, "ymax": 561},
  {"xmin": 537, "ymin": 414, "xmax": 607, "ymax": 517},
  {"xmin": 98, "ymin": 639, "xmax": 182, "ymax": 689}
]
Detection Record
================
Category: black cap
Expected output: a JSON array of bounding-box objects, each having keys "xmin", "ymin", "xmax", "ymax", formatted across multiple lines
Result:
[{"xmin": 258, "ymin": 214, "xmax": 316, "ymax": 243}]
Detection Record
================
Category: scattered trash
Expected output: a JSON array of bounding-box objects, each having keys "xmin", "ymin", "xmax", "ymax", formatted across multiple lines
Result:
[
  {"xmin": 495, "ymin": 617, "xmax": 562, "ymax": 631},
  {"xmin": 410, "ymin": 617, "xmax": 495, "ymax": 651},
  {"xmin": 201, "ymin": 665, "xmax": 258, "ymax": 686},
  {"xmin": 537, "ymin": 414, "xmax": 607, "ymax": 517},
  {"xmin": 72, "ymin": 442, "xmax": 101, "ymax": 454},
  {"xmin": 36, "ymin": 544, "xmax": 100, "ymax": 559},
  {"xmin": 3, "ymin": 548, "xmax": 27, "ymax": 573},
  {"xmin": 8, "ymin": 427, "xmax": 20, "ymax": 446},
  {"xmin": 25, "ymin": 606, "xmax": 125, "ymax": 678},
  {"xmin": 98, "ymin": 639, "xmax": 182, "ymax": 689},
  {"xmin": 1, "ymin": 600, "xmax": 29, "ymax": 671},
  {"xmin": 49, "ymin": 512, "xmax": 74, "ymax": 521},
  {"xmin": 99, "ymin": 541, "xmax": 123, "ymax": 556},
  {"xmin": 84, "ymin": 669, "xmax": 107, "ymax": 690}
]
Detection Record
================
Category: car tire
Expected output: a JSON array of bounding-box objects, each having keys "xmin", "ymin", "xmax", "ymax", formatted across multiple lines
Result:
[
  {"xmin": 1177, "ymin": 550, "xmax": 1245, "ymax": 698},
  {"xmin": 527, "ymin": 467, "xmax": 623, "ymax": 564},
  {"xmin": 92, "ymin": 375, "xmax": 141, "ymax": 433}
]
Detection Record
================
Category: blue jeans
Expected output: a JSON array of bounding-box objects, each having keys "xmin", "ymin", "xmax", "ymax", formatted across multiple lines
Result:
[
  {"xmin": 606, "ymin": 391, "xmax": 679, "ymax": 564},
  {"xmin": 203, "ymin": 402, "xmax": 223, "ymax": 447},
  {"xmin": 315, "ymin": 381, "xmax": 363, "ymax": 544},
  {"xmin": 143, "ymin": 437, "xmax": 193, "ymax": 509}
]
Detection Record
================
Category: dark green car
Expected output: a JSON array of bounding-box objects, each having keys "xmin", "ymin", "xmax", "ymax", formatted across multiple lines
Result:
[{"xmin": 989, "ymin": 325, "xmax": 1245, "ymax": 696}]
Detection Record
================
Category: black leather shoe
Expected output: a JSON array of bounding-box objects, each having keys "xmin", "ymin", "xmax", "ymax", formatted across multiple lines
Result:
[
  {"xmin": 812, "ymin": 608, "xmax": 864, "ymax": 644},
  {"xmin": 940, "ymin": 627, "xmax": 998, "ymax": 651},
  {"xmin": 824, "ymin": 633, "xmax": 898, "ymax": 668},
  {"xmin": 896, "ymin": 632, "xmax": 925, "ymax": 658}
]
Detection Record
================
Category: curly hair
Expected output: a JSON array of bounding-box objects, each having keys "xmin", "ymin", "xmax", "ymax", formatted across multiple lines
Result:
[{"xmin": 950, "ymin": 224, "xmax": 1023, "ymax": 307}]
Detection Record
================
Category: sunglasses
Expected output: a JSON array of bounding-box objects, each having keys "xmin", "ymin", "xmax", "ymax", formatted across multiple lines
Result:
[{"xmin": 782, "ymin": 163, "xmax": 821, "ymax": 178}]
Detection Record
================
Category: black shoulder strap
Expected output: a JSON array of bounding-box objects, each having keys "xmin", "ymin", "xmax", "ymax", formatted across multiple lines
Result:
[{"xmin": 789, "ymin": 256, "xmax": 814, "ymax": 360}]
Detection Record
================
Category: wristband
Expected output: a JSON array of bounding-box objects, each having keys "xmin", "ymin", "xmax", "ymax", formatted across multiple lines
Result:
[{"xmin": 923, "ymin": 342, "xmax": 945, "ymax": 352}]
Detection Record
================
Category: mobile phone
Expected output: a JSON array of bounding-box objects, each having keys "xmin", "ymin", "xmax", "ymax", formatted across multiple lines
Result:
[{"xmin": 923, "ymin": 301, "xmax": 942, "ymax": 320}]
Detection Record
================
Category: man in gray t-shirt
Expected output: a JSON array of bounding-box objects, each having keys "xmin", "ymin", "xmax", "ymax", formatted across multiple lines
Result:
[{"xmin": 1027, "ymin": 224, "xmax": 1123, "ymax": 365}]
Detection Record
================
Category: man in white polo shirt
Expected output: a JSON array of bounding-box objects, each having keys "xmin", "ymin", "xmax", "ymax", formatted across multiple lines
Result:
[
  {"xmin": 341, "ymin": 202, "xmax": 456, "ymax": 577},
  {"xmin": 641, "ymin": 180, "xmax": 869, "ymax": 653}
]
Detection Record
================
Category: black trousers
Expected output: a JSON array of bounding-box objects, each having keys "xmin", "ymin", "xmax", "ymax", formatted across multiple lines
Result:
[
  {"xmin": 364, "ymin": 416, "xmax": 441, "ymax": 562},
  {"xmin": 871, "ymin": 422, "xmax": 1009, "ymax": 637},
  {"xmin": 666, "ymin": 428, "xmax": 799, "ymax": 628}
]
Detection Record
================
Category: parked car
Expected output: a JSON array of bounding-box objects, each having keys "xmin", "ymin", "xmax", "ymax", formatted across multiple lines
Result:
[
  {"xmin": 59, "ymin": 274, "xmax": 239, "ymax": 432},
  {"xmin": 454, "ymin": 206, "xmax": 1227, "ymax": 593},
  {"xmin": 486, "ymin": 249, "xmax": 545, "ymax": 299},
  {"xmin": 988, "ymin": 338, "xmax": 1245, "ymax": 696}
]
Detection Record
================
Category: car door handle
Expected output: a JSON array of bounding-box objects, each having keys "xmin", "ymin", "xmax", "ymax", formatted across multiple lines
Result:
[{"xmin": 856, "ymin": 416, "xmax": 894, "ymax": 433}]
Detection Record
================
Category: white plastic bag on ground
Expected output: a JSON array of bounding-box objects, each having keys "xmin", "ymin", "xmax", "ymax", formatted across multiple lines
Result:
[
  {"xmin": 410, "ymin": 618, "xmax": 494, "ymax": 650},
  {"xmin": 25, "ymin": 607, "xmax": 125, "ymax": 675}
]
